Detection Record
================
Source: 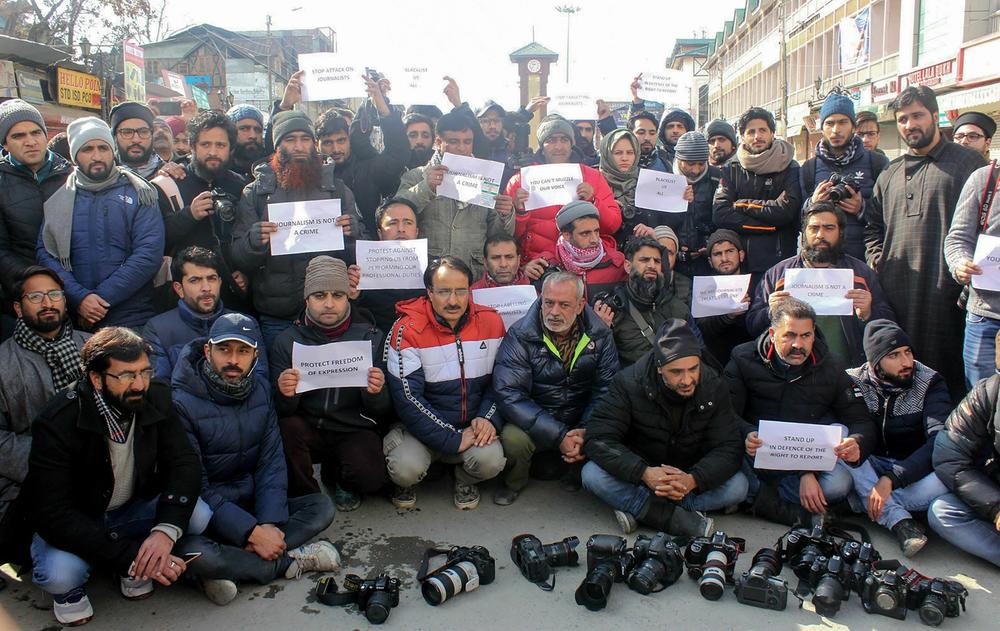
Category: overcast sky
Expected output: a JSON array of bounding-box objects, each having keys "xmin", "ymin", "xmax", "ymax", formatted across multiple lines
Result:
[{"xmin": 158, "ymin": 0, "xmax": 743, "ymax": 109}]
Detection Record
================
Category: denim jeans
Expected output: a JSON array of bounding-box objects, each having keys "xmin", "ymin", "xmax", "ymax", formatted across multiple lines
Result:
[
  {"xmin": 962, "ymin": 312, "xmax": 1000, "ymax": 389},
  {"xmin": 173, "ymin": 493, "xmax": 336, "ymax": 584},
  {"xmin": 847, "ymin": 455, "xmax": 949, "ymax": 529},
  {"xmin": 258, "ymin": 315, "xmax": 294, "ymax": 353},
  {"xmin": 928, "ymin": 493, "xmax": 1000, "ymax": 567},
  {"xmin": 581, "ymin": 461, "xmax": 749, "ymax": 516},
  {"xmin": 31, "ymin": 496, "xmax": 212, "ymax": 595},
  {"xmin": 743, "ymin": 456, "xmax": 855, "ymax": 507}
]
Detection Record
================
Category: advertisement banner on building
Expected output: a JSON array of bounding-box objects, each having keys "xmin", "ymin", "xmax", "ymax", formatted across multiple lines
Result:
[
  {"xmin": 839, "ymin": 7, "xmax": 871, "ymax": 71},
  {"xmin": 871, "ymin": 76, "xmax": 899, "ymax": 103},
  {"xmin": 55, "ymin": 67, "xmax": 102, "ymax": 109},
  {"xmin": 0, "ymin": 61, "xmax": 16, "ymax": 98},
  {"xmin": 226, "ymin": 72, "xmax": 269, "ymax": 103},
  {"xmin": 123, "ymin": 39, "xmax": 146, "ymax": 103},
  {"xmin": 160, "ymin": 70, "xmax": 189, "ymax": 97},
  {"xmin": 14, "ymin": 67, "xmax": 45, "ymax": 103}
]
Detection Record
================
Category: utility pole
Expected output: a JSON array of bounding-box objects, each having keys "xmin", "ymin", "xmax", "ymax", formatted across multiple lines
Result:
[
  {"xmin": 779, "ymin": 0, "xmax": 788, "ymax": 133},
  {"xmin": 266, "ymin": 14, "xmax": 273, "ymax": 105},
  {"xmin": 555, "ymin": 5, "xmax": 580, "ymax": 84}
]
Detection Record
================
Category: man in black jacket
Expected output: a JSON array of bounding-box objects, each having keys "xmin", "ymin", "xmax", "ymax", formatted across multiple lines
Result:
[
  {"xmin": 0, "ymin": 100, "xmax": 73, "ymax": 324},
  {"xmin": 727, "ymin": 298, "xmax": 876, "ymax": 526},
  {"xmin": 24, "ymin": 327, "xmax": 208, "ymax": 626},
  {"xmin": 492, "ymin": 272, "xmax": 618, "ymax": 505},
  {"xmin": 273, "ymin": 257, "xmax": 391, "ymax": 512},
  {"xmin": 712, "ymin": 107, "xmax": 802, "ymax": 292},
  {"xmin": 695, "ymin": 229, "xmax": 752, "ymax": 366},
  {"xmin": 583, "ymin": 319, "xmax": 745, "ymax": 535},
  {"xmin": 929, "ymin": 364, "xmax": 1000, "ymax": 567},
  {"xmin": 152, "ymin": 111, "xmax": 250, "ymax": 313}
]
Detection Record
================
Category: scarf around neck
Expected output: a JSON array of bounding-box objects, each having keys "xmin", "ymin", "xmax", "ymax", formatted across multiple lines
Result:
[
  {"xmin": 557, "ymin": 235, "xmax": 605, "ymax": 276},
  {"xmin": 41, "ymin": 167, "xmax": 158, "ymax": 271},
  {"xmin": 737, "ymin": 137, "xmax": 795, "ymax": 175},
  {"xmin": 816, "ymin": 134, "xmax": 863, "ymax": 168},
  {"xmin": 201, "ymin": 357, "xmax": 255, "ymax": 401},
  {"xmin": 92, "ymin": 385, "xmax": 134, "ymax": 444},
  {"xmin": 13, "ymin": 318, "xmax": 81, "ymax": 391},
  {"xmin": 599, "ymin": 129, "xmax": 639, "ymax": 211}
]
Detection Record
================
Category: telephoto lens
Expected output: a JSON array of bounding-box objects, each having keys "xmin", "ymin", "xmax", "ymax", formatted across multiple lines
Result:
[
  {"xmin": 684, "ymin": 532, "xmax": 745, "ymax": 601},
  {"xmin": 421, "ymin": 561, "xmax": 481, "ymax": 606},
  {"xmin": 734, "ymin": 548, "xmax": 788, "ymax": 611}
]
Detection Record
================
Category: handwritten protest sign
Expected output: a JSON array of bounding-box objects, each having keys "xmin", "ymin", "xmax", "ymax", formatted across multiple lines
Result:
[
  {"xmin": 387, "ymin": 63, "xmax": 443, "ymax": 105},
  {"xmin": 691, "ymin": 274, "xmax": 752, "ymax": 318},
  {"xmin": 753, "ymin": 420, "xmax": 842, "ymax": 471},
  {"xmin": 293, "ymin": 341, "xmax": 372, "ymax": 392},
  {"xmin": 439, "ymin": 153, "xmax": 504, "ymax": 208},
  {"xmin": 547, "ymin": 91, "xmax": 595, "ymax": 121},
  {"xmin": 635, "ymin": 169, "xmax": 688, "ymax": 213},
  {"xmin": 520, "ymin": 163, "xmax": 583, "ymax": 211},
  {"xmin": 268, "ymin": 199, "xmax": 343, "ymax": 256},
  {"xmin": 784, "ymin": 268, "xmax": 854, "ymax": 316},
  {"xmin": 472, "ymin": 285, "xmax": 537, "ymax": 329},
  {"xmin": 972, "ymin": 234, "xmax": 1000, "ymax": 292},
  {"xmin": 355, "ymin": 239, "xmax": 428, "ymax": 290},
  {"xmin": 635, "ymin": 69, "xmax": 692, "ymax": 108},
  {"xmin": 297, "ymin": 53, "xmax": 363, "ymax": 101}
]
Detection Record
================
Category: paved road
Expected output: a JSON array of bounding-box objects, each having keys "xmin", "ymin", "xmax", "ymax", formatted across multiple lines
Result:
[{"xmin": 2, "ymin": 475, "xmax": 997, "ymax": 630}]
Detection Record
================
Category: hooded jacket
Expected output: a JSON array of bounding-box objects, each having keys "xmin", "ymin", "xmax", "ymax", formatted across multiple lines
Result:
[
  {"xmin": 172, "ymin": 340, "xmax": 288, "ymax": 546},
  {"xmin": 492, "ymin": 300, "xmax": 618, "ymax": 450},
  {"xmin": 386, "ymin": 296, "xmax": 506, "ymax": 453},
  {"xmin": 724, "ymin": 330, "xmax": 876, "ymax": 463},
  {"xmin": 655, "ymin": 108, "xmax": 696, "ymax": 168},
  {"xmin": 585, "ymin": 352, "xmax": 743, "ymax": 492}
]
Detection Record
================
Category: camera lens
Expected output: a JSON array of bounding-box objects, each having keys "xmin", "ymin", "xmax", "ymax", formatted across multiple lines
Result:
[
  {"xmin": 421, "ymin": 561, "xmax": 479, "ymax": 606},
  {"xmin": 918, "ymin": 597, "xmax": 946, "ymax": 627},
  {"xmin": 365, "ymin": 590, "xmax": 393, "ymax": 624},
  {"xmin": 543, "ymin": 537, "xmax": 580, "ymax": 567},
  {"xmin": 699, "ymin": 550, "xmax": 729, "ymax": 600},
  {"xmin": 628, "ymin": 558, "xmax": 666, "ymax": 595},
  {"xmin": 812, "ymin": 575, "xmax": 845, "ymax": 617},
  {"xmin": 874, "ymin": 587, "xmax": 901, "ymax": 612},
  {"xmin": 576, "ymin": 562, "xmax": 616, "ymax": 611}
]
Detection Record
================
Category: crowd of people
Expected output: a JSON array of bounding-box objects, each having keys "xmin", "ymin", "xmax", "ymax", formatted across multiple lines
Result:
[{"xmin": 0, "ymin": 70, "xmax": 998, "ymax": 626}]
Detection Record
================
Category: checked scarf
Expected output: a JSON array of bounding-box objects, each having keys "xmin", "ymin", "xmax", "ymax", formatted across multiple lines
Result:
[
  {"xmin": 816, "ymin": 135, "xmax": 863, "ymax": 168},
  {"xmin": 12, "ymin": 319, "xmax": 81, "ymax": 391}
]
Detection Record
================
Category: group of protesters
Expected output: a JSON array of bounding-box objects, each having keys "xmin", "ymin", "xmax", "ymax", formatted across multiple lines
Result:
[{"xmin": 0, "ymin": 66, "xmax": 997, "ymax": 626}]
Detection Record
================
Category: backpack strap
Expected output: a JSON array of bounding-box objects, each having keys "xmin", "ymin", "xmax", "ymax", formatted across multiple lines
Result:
[{"xmin": 151, "ymin": 175, "xmax": 184, "ymax": 213}]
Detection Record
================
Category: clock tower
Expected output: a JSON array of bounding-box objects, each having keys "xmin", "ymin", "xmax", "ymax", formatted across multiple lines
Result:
[{"xmin": 509, "ymin": 41, "xmax": 559, "ymax": 150}]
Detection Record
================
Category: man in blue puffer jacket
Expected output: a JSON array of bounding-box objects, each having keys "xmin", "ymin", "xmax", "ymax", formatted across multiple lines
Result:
[
  {"xmin": 36, "ymin": 117, "xmax": 163, "ymax": 331},
  {"xmin": 170, "ymin": 313, "xmax": 338, "ymax": 603}
]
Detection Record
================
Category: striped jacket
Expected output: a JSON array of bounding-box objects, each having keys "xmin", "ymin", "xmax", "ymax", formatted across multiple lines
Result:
[{"xmin": 386, "ymin": 296, "xmax": 506, "ymax": 453}]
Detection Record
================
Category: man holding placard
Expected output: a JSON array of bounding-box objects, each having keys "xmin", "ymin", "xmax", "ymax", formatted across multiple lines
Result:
[
  {"xmin": 694, "ymin": 229, "xmax": 753, "ymax": 366},
  {"xmin": 396, "ymin": 111, "xmax": 515, "ymax": 279},
  {"xmin": 747, "ymin": 202, "xmax": 893, "ymax": 366},
  {"xmin": 726, "ymin": 298, "xmax": 875, "ymax": 526},
  {"xmin": 492, "ymin": 272, "xmax": 618, "ymax": 505},
  {"xmin": 272, "ymin": 256, "xmax": 391, "ymax": 513},
  {"xmin": 384, "ymin": 257, "xmax": 507, "ymax": 510},
  {"xmin": 506, "ymin": 115, "xmax": 621, "ymax": 263},
  {"xmin": 230, "ymin": 111, "xmax": 361, "ymax": 349}
]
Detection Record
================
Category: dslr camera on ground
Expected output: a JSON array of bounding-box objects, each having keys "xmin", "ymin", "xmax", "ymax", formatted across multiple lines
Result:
[
  {"xmin": 684, "ymin": 531, "xmax": 745, "ymax": 601},
  {"xmin": 627, "ymin": 532, "xmax": 685, "ymax": 595},
  {"xmin": 574, "ymin": 535, "xmax": 633, "ymax": 611},
  {"xmin": 734, "ymin": 548, "xmax": 788, "ymax": 611},
  {"xmin": 316, "ymin": 574, "xmax": 400, "ymax": 625},
  {"xmin": 419, "ymin": 545, "xmax": 496, "ymax": 606},
  {"xmin": 510, "ymin": 534, "xmax": 579, "ymax": 590},
  {"xmin": 861, "ymin": 565, "xmax": 968, "ymax": 627}
]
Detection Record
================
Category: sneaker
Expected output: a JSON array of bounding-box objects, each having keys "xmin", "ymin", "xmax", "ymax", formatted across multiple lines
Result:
[
  {"xmin": 334, "ymin": 485, "xmax": 361, "ymax": 512},
  {"xmin": 391, "ymin": 485, "xmax": 416, "ymax": 509},
  {"xmin": 892, "ymin": 519, "xmax": 928, "ymax": 557},
  {"xmin": 53, "ymin": 587, "xmax": 94, "ymax": 626},
  {"xmin": 285, "ymin": 541, "xmax": 341, "ymax": 579},
  {"xmin": 614, "ymin": 510, "xmax": 638, "ymax": 535},
  {"xmin": 493, "ymin": 486, "xmax": 520, "ymax": 506},
  {"xmin": 454, "ymin": 481, "xmax": 480, "ymax": 510},
  {"xmin": 197, "ymin": 578, "xmax": 238, "ymax": 606},
  {"xmin": 119, "ymin": 575, "xmax": 154, "ymax": 600}
]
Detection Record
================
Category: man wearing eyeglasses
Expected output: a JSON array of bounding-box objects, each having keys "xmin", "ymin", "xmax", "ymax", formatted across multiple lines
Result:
[
  {"xmin": 109, "ymin": 102, "xmax": 163, "ymax": 179},
  {"xmin": 952, "ymin": 111, "xmax": 995, "ymax": 162},
  {"xmin": 0, "ymin": 267, "xmax": 89, "ymax": 575},
  {"xmin": 23, "ymin": 327, "xmax": 208, "ymax": 625},
  {"xmin": 385, "ymin": 256, "xmax": 507, "ymax": 510}
]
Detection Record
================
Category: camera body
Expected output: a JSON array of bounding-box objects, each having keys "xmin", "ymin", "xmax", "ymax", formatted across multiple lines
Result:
[
  {"xmin": 574, "ymin": 535, "xmax": 632, "ymax": 611},
  {"xmin": 807, "ymin": 554, "xmax": 853, "ymax": 617},
  {"xmin": 861, "ymin": 568, "xmax": 908, "ymax": 621},
  {"xmin": 421, "ymin": 546, "xmax": 496, "ymax": 606},
  {"xmin": 904, "ymin": 572, "xmax": 968, "ymax": 626},
  {"xmin": 782, "ymin": 525, "xmax": 839, "ymax": 580},
  {"xmin": 827, "ymin": 172, "xmax": 861, "ymax": 202},
  {"xmin": 734, "ymin": 548, "xmax": 788, "ymax": 611},
  {"xmin": 684, "ymin": 531, "xmax": 745, "ymax": 601},
  {"xmin": 627, "ymin": 532, "xmax": 685, "ymax": 595},
  {"xmin": 354, "ymin": 575, "xmax": 400, "ymax": 624},
  {"xmin": 210, "ymin": 187, "xmax": 237, "ymax": 223},
  {"xmin": 510, "ymin": 534, "xmax": 579, "ymax": 585},
  {"xmin": 591, "ymin": 290, "xmax": 625, "ymax": 313},
  {"xmin": 839, "ymin": 540, "xmax": 880, "ymax": 591}
]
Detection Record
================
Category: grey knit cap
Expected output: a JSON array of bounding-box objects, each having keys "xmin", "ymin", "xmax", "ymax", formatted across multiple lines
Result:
[
  {"xmin": 0, "ymin": 99, "xmax": 46, "ymax": 144},
  {"xmin": 67, "ymin": 117, "xmax": 115, "ymax": 161},
  {"xmin": 555, "ymin": 199, "xmax": 600, "ymax": 233},
  {"xmin": 675, "ymin": 131, "xmax": 710, "ymax": 163},
  {"xmin": 272, "ymin": 110, "xmax": 315, "ymax": 146},
  {"xmin": 304, "ymin": 255, "xmax": 350, "ymax": 298},
  {"xmin": 705, "ymin": 119, "xmax": 737, "ymax": 146},
  {"xmin": 654, "ymin": 225, "xmax": 678, "ymax": 248},
  {"xmin": 536, "ymin": 115, "xmax": 575, "ymax": 145}
]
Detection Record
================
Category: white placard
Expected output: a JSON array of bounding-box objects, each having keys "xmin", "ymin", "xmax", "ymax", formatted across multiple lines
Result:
[
  {"xmin": 635, "ymin": 69, "xmax": 692, "ymax": 108},
  {"xmin": 293, "ymin": 340, "xmax": 372, "ymax": 392},
  {"xmin": 972, "ymin": 234, "xmax": 1000, "ymax": 292},
  {"xmin": 387, "ymin": 64, "xmax": 443, "ymax": 106},
  {"xmin": 355, "ymin": 239, "xmax": 428, "ymax": 290},
  {"xmin": 520, "ymin": 163, "xmax": 583, "ymax": 211},
  {"xmin": 753, "ymin": 420, "xmax": 843, "ymax": 471},
  {"xmin": 634, "ymin": 169, "xmax": 688, "ymax": 213},
  {"xmin": 268, "ymin": 199, "xmax": 344, "ymax": 256},
  {"xmin": 439, "ymin": 153, "xmax": 505, "ymax": 209},
  {"xmin": 547, "ymin": 91, "xmax": 595, "ymax": 121},
  {"xmin": 472, "ymin": 285, "xmax": 537, "ymax": 329},
  {"xmin": 783, "ymin": 268, "xmax": 854, "ymax": 316},
  {"xmin": 297, "ymin": 53, "xmax": 363, "ymax": 102},
  {"xmin": 691, "ymin": 274, "xmax": 752, "ymax": 318}
]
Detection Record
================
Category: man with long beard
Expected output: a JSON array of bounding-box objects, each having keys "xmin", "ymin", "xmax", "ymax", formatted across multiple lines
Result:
[
  {"xmin": 748, "ymin": 202, "xmax": 894, "ymax": 366},
  {"xmin": 226, "ymin": 105, "xmax": 266, "ymax": 180},
  {"xmin": 230, "ymin": 111, "xmax": 362, "ymax": 349},
  {"xmin": 109, "ymin": 102, "xmax": 163, "ymax": 179},
  {"xmin": 593, "ymin": 236, "xmax": 695, "ymax": 368}
]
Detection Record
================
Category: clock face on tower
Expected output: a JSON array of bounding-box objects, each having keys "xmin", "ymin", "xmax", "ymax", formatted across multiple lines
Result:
[{"xmin": 527, "ymin": 59, "xmax": 541, "ymax": 73}]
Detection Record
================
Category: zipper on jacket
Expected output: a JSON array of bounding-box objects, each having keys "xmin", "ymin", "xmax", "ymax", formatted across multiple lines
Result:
[{"xmin": 455, "ymin": 335, "xmax": 467, "ymax": 424}]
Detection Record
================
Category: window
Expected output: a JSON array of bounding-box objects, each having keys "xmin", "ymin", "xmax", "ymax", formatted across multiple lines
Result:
[{"xmin": 916, "ymin": 0, "xmax": 961, "ymax": 64}]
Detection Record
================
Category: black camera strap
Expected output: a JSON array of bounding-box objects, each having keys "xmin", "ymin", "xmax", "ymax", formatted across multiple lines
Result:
[
  {"xmin": 316, "ymin": 575, "xmax": 363, "ymax": 607},
  {"xmin": 417, "ymin": 547, "xmax": 457, "ymax": 582}
]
